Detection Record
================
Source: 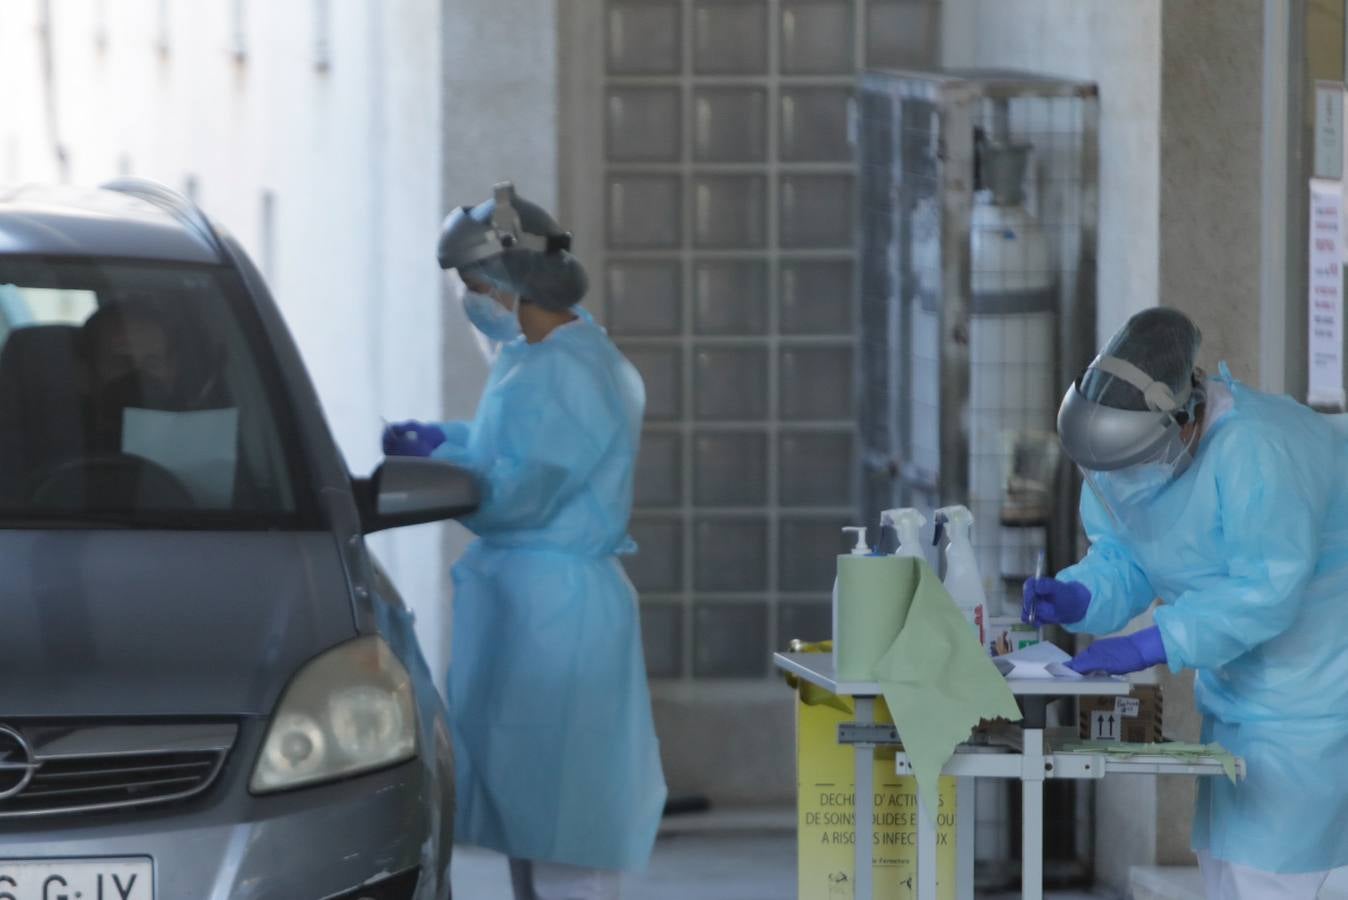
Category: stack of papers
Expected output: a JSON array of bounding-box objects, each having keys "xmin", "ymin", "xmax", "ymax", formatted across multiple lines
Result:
[
  {"xmin": 992, "ymin": 642, "xmax": 1082, "ymax": 680},
  {"xmin": 1056, "ymin": 741, "xmax": 1241, "ymax": 783}
]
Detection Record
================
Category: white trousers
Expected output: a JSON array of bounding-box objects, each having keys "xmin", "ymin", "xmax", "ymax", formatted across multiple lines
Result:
[
  {"xmin": 1199, "ymin": 852, "xmax": 1330, "ymax": 899},
  {"xmin": 508, "ymin": 859, "xmax": 621, "ymax": 900}
]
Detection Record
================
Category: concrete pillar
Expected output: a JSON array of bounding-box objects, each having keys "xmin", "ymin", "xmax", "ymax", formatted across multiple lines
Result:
[
  {"xmin": 436, "ymin": 0, "xmax": 562, "ymax": 676},
  {"xmin": 438, "ymin": 0, "xmax": 562, "ymax": 417},
  {"xmin": 1160, "ymin": 0, "xmax": 1266, "ymax": 384},
  {"xmin": 1155, "ymin": 0, "xmax": 1266, "ymax": 867}
]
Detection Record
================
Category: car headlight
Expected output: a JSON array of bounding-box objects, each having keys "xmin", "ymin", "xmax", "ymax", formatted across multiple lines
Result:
[{"xmin": 251, "ymin": 636, "xmax": 417, "ymax": 794}]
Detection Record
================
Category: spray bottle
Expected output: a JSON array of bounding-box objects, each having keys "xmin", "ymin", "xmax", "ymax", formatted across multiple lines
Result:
[
  {"xmin": 934, "ymin": 505, "xmax": 987, "ymax": 646},
  {"xmin": 880, "ymin": 508, "xmax": 927, "ymax": 560}
]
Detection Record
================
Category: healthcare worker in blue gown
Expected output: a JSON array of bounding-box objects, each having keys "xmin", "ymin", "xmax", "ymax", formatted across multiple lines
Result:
[
  {"xmin": 1024, "ymin": 308, "xmax": 1348, "ymax": 898},
  {"xmin": 383, "ymin": 183, "xmax": 666, "ymax": 900}
]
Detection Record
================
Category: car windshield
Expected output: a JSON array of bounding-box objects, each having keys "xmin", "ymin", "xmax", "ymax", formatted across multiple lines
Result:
[{"xmin": 0, "ymin": 257, "xmax": 310, "ymax": 528}]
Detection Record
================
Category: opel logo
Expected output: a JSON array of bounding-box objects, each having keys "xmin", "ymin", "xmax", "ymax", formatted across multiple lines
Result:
[{"xmin": 0, "ymin": 726, "xmax": 36, "ymax": 800}]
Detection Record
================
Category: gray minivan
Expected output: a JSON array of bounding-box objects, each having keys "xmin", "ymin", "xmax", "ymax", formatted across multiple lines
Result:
[{"xmin": 0, "ymin": 180, "xmax": 476, "ymax": 899}]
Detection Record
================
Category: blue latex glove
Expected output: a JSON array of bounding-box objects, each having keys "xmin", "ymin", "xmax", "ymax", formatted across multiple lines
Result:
[
  {"xmin": 382, "ymin": 420, "xmax": 446, "ymax": 458},
  {"xmin": 1067, "ymin": 626, "xmax": 1167, "ymax": 675},
  {"xmin": 1021, "ymin": 578, "xmax": 1092, "ymax": 626}
]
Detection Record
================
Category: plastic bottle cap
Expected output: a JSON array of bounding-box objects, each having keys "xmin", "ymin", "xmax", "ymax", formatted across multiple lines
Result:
[
  {"xmin": 934, "ymin": 505, "xmax": 975, "ymax": 543},
  {"xmin": 841, "ymin": 526, "xmax": 870, "ymax": 555}
]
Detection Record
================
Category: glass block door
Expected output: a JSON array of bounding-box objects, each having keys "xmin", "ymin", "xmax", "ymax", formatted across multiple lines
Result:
[{"xmin": 602, "ymin": 0, "xmax": 938, "ymax": 681}]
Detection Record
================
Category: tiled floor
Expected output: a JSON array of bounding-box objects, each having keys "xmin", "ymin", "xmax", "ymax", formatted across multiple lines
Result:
[
  {"xmin": 451, "ymin": 825, "xmax": 1117, "ymax": 899},
  {"xmin": 452, "ymin": 810, "xmax": 1348, "ymax": 898},
  {"xmin": 1132, "ymin": 864, "xmax": 1348, "ymax": 900},
  {"xmin": 452, "ymin": 833, "xmax": 797, "ymax": 900}
]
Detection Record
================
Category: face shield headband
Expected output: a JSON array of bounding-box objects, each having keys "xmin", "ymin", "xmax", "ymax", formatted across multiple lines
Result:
[{"xmin": 440, "ymin": 182, "xmax": 575, "ymax": 272}]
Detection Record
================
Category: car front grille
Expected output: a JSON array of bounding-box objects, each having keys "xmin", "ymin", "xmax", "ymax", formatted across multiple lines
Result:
[{"xmin": 0, "ymin": 722, "xmax": 236, "ymax": 819}]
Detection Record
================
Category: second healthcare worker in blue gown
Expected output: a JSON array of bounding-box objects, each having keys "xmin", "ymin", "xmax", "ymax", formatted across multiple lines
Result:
[
  {"xmin": 384, "ymin": 183, "xmax": 666, "ymax": 900},
  {"xmin": 1024, "ymin": 308, "xmax": 1348, "ymax": 899}
]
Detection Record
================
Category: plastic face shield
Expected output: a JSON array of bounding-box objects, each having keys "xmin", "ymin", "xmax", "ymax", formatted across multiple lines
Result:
[{"xmin": 1057, "ymin": 355, "xmax": 1200, "ymax": 530}]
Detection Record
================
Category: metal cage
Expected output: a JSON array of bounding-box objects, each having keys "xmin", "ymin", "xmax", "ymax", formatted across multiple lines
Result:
[
  {"xmin": 858, "ymin": 69, "xmax": 1099, "ymax": 602},
  {"xmin": 858, "ymin": 69, "xmax": 1100, "ymax": 888}
]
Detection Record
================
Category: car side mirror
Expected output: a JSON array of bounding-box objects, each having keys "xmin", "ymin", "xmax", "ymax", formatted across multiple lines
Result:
[{"xmin": 356, "ymin": 457, "xmax": 480, "ymax": 534}]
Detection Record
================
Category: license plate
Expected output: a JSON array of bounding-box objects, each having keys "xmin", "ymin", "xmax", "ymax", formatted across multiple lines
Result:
[{"xmin": 0, "ymin": 859, "xmax": 152, "ymax": 900}]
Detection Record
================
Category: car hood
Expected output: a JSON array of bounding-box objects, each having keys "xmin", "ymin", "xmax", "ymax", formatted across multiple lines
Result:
[{"xmin": 0, "ymin": 529, "xmax": 357, "ymax": 717}]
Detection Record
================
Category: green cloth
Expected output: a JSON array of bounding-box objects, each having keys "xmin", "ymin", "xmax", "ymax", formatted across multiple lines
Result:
[
  {"xmin": 1058, "ymin": 741, "xmax": 1239, "ymax": 784},
  {"xmin": 873, "ymin": 559, "xmax": 1022, "ymax": 824}
]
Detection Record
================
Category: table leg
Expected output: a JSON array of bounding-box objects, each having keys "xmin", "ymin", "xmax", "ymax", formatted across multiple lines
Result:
[
  {"xmin": 917, "ymin": 794, "xmax": 938, "ymax": 900},
  {"xmin": 854, "ymin": 697, "xmax": 874, "ymax": 900},
  {"xmin": 1022, "ymin": 727, "xmax": 1045, "ymax": 900},
  {"xmin": 957, "ymin": 777, "xmax": 974, "ymax": 900}
]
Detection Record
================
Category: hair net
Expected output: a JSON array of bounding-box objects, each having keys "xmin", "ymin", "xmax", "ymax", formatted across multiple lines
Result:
[
  {"xmin": 459, "ymin": 247, "xmax": 589, "ymax": 312},
  {"xmin": 1081, "ymin": 308, "xmax": 1202, "ymax": 411}
]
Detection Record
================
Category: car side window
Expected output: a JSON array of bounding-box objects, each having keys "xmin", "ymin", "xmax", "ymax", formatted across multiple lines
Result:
[{"xmin": 0, "ymin": 258, "xmax": 307, "ymax": 527}]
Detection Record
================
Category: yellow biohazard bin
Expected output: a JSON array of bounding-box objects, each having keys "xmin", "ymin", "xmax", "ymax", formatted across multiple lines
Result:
[{"xmin": 793, "ymin": 667, "xmax": 957, "ymax": 899}]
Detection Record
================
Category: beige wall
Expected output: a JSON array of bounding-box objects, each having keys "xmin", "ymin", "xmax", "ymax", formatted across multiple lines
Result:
[
  {"xmin": 1154, "ymin": 2, "xmax": 1267, "ymax": 866},
  {"xmin": 1159, "ymin": 0, "xmax": 1265, "ymax": 384}
]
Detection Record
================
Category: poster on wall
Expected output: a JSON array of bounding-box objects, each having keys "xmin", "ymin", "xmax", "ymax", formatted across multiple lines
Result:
[
  {"xmin": 1308, "ymin": 178, "xmax": 1346, "ymax": 409},
  {"xmin": 1314, "ymin": 82, "xmax": 1345, "ymax": 181},
  {"xmin": 796, "ymin": 696, "xmax": 957, "ymax": 900}
]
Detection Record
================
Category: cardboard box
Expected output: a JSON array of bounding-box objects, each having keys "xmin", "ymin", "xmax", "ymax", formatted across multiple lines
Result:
[
  {"xmin": 797, "ymin": 694, "xmax": 957, "ymax": 899},
  {"xmin": 1078, "ymin": 684, "xmax": 1163, "ymax": 743},
  {"xmin": 986, "ymin": 615, "xmax": 1042, "ymax": 657}
]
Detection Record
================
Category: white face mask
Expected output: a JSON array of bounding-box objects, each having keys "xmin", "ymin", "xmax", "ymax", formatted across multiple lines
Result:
[
  {"xmin": 1093, "ymin": 463, "xmax": 1174, "ymax": 506},
  {"xmin": 462, "ymin": 290, "xmax": 521, "ymax": 343},
  {"xmin": 1083, "ymin": 430, "xmax": 1196, "ymax": 534}
]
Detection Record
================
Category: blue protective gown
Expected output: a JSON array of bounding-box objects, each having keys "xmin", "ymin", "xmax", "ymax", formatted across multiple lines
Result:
[
  {"xmin": 431, "ymin": 314, "xmax": 667, "ymax": 872},
  {"xmin": 1059, "ymin": 365, "xmax": 1348, "ymax": 874}
]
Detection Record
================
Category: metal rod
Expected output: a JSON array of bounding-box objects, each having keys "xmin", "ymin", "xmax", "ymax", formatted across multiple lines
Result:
[
  {"xmin": 1021, "ymin": 727, "xmax": 1046, "ymax": 900},
  {"xmin": 854, "ymin": 697, "xmax": 875, "ymax": 900},
  {"xmin": 992, "ymin": 97, "xmax": 1011, "ymax": 145},
  {"xmin": 1261, "ymin": 0, "xmax": 1293, "ymax": 395},
  {"xmin": 918, "ymin": 792, "xmax": 939, "ymax": 900},
  {"xmin": 937, "ymin": 86, "xmax": 977, "ymax": 510},
  {"xmin": 957, "ymin": 777, "xmax": 975, "ymax": 900}
]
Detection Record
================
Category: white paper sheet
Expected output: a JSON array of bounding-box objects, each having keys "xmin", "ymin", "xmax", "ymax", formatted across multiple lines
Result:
[
  {"xmin": 122, "ymin": 408, "xmax": 240, "ymax": 508},
  {"xmin": 1309, "ymin": 179, "xmax": 1347, "ymax": 408},
  {"xmin": 997, "ymin": 642, "xmax": 1082, "ymax": 680},
  {"xmin": 1315, "ymin": 82, "xmax": 1345, "ymax": 181}
]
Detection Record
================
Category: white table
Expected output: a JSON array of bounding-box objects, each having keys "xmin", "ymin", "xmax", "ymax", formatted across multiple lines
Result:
[{"xmin": 775, "ymin": 651, "xmax": 1243, "ymax": 900}]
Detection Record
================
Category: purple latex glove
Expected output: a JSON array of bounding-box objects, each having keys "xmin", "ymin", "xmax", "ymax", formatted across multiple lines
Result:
[
  {"xmin": 1021, "ymin": 578, "xmax": 1092, "ymax": 626},
  {"xmin": 1067, "ymin": 626, "xmax": 1167, "ymax": 675},
  {"xmin": 382, "ymin": 420, "xmax": 446, "ymax": 458}
]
